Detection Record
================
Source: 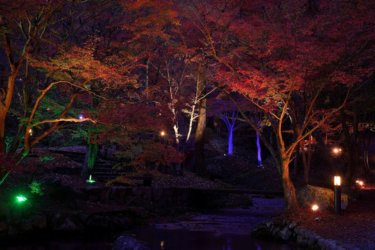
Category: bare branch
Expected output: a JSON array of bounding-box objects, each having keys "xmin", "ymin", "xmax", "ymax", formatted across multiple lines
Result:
[{"xmin": 31, "ymin": 117, "xmax": 96, "ymax": 128}]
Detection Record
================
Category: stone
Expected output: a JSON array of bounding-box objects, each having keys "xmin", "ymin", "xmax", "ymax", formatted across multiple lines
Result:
[
  {"xmin": 113, "ymin": 235, "xmax": 150, "ymax": 250},
  {"xmin": 55, "ymin": 217, "xmax": 79, "ymax": 231},
  {"xmin": 279, "ymin": 227, "xmax": 292, "ymax": 240},
  {"xmin": 324, "ymin": 239, "xmax": 337, "ymax": 249},
  {"xmin": 314, "ymin": 216, "xmax": 321, "ymax": 222},
  {"xmin": 288, "ymin": 222, "xmax": 297, "ymax": 229}
]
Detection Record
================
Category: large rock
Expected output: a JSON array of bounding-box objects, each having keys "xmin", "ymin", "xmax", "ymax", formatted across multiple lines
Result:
[
  {"xmin": 113, "ymin": 235, "xmax": 150, "ymax": 250},
  {"xmin": 253, "ymin": 220, "xmax": 349, "ymax": 249},
  {"xmin": 297, "ymin": 185, "xmax": 348, "ymax": 210}
]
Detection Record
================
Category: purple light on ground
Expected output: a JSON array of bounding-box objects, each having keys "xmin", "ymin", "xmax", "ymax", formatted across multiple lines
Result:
[{"xmin": 79, "ymin": 114, "xmax": 84, "ymax": 120}]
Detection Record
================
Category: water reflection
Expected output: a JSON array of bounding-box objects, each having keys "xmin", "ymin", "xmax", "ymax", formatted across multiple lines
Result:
[
  {"xmin": 135, "ymin": 227, "xmax": 294, "ymax": 250},
  {"xmin": 222, "ymin": 237, "xmax": 232, "ymax": 250}
]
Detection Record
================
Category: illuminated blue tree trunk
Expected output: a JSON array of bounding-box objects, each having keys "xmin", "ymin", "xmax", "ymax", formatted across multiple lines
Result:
[
  {"xmin": 256, "ymin": 131, "xmax": 263, "ymax": 167},
  {"xmin": 221, "ymin": 111, "xmax": 238, "ymax": 156},
  {"xmin": 228, "ymin": 127, "xmax": 234, "ymax": 155}
]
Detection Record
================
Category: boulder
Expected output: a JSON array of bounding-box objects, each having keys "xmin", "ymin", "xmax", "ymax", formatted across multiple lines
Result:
[
  {"xmin": 297, "ymin": 185, "xmax": 348, "ymax": 210},
  {"xmin": 279, "ymin": 227, "xmax": 292, "ymax": 240},
  {"xmin": 113, "ymin": 235, "xmax": 150, "ymax": 250}
]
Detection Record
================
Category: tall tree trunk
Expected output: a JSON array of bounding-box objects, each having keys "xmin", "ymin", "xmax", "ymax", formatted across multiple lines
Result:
[
  {"xmin": 0, "ymin": 63, "xmax": 20, "ymax": 153},
  {"xmin": 342, "ymin": 111, "xmax": 359, "ymax": 184},
  {"xmin": 281, "ymin": 156, "xmax": 299, "ymax": 211},
  {"xmin": 300, "ymin": 144, "xmax": 312, "ymax": 185},
  {"xmin": 228, "ymin": 126, "xmax": 233, "ymax": 155},
  {"xmin": 0, "ymin": 110, "xmax": 6, "ymax": 153},
  {"xmin": 0, "ymin": 67, "xmax": 5, "ymax": 142},
  {"xmin": 256, "ymin": 131, "xmax": 262, "ymax": 167},
  {"xmin": 302, "ymin": 152, "xmax": 309, "ymax": 185},
  {"xmin": 194, "ymin": 63, "xmax": 207, "ymax": 175}
]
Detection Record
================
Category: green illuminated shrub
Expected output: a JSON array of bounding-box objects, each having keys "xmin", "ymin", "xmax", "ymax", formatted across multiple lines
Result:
[{"xmin": 29, "ymin": 181, "xmax": 44, "ymax": 196}]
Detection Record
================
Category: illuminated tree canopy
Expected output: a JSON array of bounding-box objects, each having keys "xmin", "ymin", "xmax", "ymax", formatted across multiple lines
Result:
[{"xmin": 0, "ymin": 0, "xmax": 374, "ymax": 212}]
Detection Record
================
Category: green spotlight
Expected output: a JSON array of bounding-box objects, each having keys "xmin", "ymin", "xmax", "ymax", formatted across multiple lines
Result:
[
  {"xmin": 86, "ymin": 175, "xmax": 96, "ymax": 184},
  {"xmin": 15, "ymin": 194, "xmax": 28, "ymax": 204}
]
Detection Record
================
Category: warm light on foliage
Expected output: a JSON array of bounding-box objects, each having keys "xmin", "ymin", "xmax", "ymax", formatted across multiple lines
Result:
[{"xmin": 0, "ymin": 0, "xmax": 374, "ymax": 212}]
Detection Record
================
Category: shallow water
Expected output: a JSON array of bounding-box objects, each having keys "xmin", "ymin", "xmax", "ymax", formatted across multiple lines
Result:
[
  {"xmin": 1, "ymin": 237, "xmax": 112, "ymax": 250},
  {"xmin": 2, "ymin": 198, "xmax": 295, "ymax": 250},
  {"xmin": 136, "ymin": 227, "xmax": 293, "ymax": 250},
  {"xmin": 135, "ymin": 197, "xmax": 295, "ymax": 250}
]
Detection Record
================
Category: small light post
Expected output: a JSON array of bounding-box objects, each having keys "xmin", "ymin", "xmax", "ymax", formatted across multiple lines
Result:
[
  {"xmin": 86, "ymin": 174, "xmax": 96, "ymax": 184},
  {"xmin": 334, "ymin": 176, "xmax": 341, "ymax": 213},
  {"xmin": 159, "ymin": 130, "xmax": 167, "ymax": 145}
]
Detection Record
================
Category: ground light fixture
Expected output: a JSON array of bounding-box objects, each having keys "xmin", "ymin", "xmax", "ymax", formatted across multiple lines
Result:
[
  {"xmin": 334, "ymin": 175, "xmax": 341, "ymax": 213},
  {"xmin": 311, "ymin": 204, "xmax": 319, "ymax": 212},
  {"xmin": 86, "ymin": 175, "xmax": 96, "ymax": 184},
  {"xmin": 15, "ymin": 194, "xmax": 28, "ymax": 205},
  {"xmin": 355, "ymin": 179, "xmax": 365, "ymax": 188},
  {"xmin": 331, "ymin": 146, "xmax": 343, "ymax": 156},
  {"xmin": 160, "ymin": 130, "xmax": 166, "ymax": 137}
]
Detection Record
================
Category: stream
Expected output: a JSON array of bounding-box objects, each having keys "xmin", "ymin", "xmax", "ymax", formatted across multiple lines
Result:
[
  {"xmin": 2, "ymin": 197, "xmax": 295, "ymax": 249},
  {"xmin": 134, "ymin": 197, "xmax": 294, "ymax": 250}
]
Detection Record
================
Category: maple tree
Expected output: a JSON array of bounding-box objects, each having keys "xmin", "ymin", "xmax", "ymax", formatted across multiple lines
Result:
[
  {"xmin": 0, "ymin": 0, "xmax": 373, "ymax": 213},
  {"xmin": 119, "ymin": 0, "xmax": 221, "ymax": 175},
  {"xmin": 211, "ymin": 0, "xmax": 375, "ymax": 209},
  {"xmin": 0, "ymin": 0, "xmax": 65, "ymax": 153},
  {"xmin": 97, "ymin": 100, "xmax": 185, "ymax": 171},
  {"xmin": 0, "ymin": 1, "xmax": 140, "ymax": 183},
  {"xmin": 155, "ymin": 0, "xmax": 374, "ymax": 209}
]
